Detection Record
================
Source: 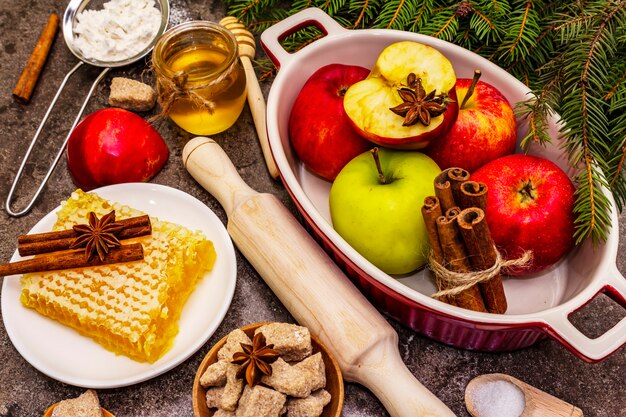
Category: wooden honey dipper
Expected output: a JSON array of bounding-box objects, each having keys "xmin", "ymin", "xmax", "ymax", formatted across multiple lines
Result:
[{"xmin": 220, "ymin": 16, "xmax": 280, "ymax": 180}]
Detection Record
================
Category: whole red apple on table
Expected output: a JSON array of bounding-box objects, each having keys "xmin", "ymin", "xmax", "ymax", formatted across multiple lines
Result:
[
  {"xmin": 426, "ymin": 71, "xmax": 517, "ymax": 173},
  {"xmin": 343, "ymin": 41, "xmax": 459, "ymax": 149},
  {"xmin": 288, "ymin": 63, "xmax": 372, "ymax": 181},
  {"xmin": 471, "ymin": 154, "xmax": 576, "ymax": 275},
  {"xmin": 66, "ymin": 108, "xmax": 169, "ymax": 191}
]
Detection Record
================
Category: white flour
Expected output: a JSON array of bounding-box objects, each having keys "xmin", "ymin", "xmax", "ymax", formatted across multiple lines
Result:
[{"xmin": 73, "ymin": 0, "xmax": 162, "ymax": 62}]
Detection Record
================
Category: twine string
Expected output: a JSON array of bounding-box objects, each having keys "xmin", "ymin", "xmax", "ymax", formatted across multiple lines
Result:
[
  {"xmin": 151, "ymin": 60, "xmax": 237, "ymax": 121},
  {"xmin": 430, "ymin": 248, "xmax": 533, "ymax": 299}
]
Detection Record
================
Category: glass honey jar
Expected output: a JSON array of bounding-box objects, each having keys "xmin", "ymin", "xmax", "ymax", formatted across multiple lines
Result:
[{"xmin": 152, "ymin": 21, "xmax": 247, "ymax": 135}]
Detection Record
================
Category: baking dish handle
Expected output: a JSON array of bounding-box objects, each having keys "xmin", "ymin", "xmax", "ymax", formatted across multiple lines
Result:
[
  {"xmin": 543, "ymin": 265, "xmax": 626, "ymax": 362},
  {"xmin": 260, "ymin": 8, "xmax": 346, "ymax": 70}
]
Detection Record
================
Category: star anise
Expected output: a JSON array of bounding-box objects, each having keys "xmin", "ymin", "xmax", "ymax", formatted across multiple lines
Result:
[
  {"xmin": 231, "ymin": 332, "xmax": 280, "ymax": 387},
  {"xmin": 389, "ymin": 73, "xmax": 450, "ymax": 126},
  {"xmin": 69, "ymin": 211, "xmax": 124, "ymax": 262}
]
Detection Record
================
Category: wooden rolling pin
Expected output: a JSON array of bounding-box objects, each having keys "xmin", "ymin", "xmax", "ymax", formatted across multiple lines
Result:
[
  {"xmin": 183, "ymin": 137, "xmax": 455, "ymax": 417},
  {"xmin": 219, "ymin": 17, "xmax": 280, "ymax": 180}
]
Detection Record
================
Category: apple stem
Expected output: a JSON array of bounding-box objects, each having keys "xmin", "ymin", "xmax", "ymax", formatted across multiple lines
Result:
[
  {"xmin": 460, "ymin": 69, "xmax": 482, "ymax": 110},
  {"xmin": 370, "ymin": 147, "xmax": 387, "ymax": 184}
]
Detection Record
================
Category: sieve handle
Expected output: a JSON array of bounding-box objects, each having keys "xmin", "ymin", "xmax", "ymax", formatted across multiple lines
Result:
[
  {"xmin": 543, "ymin": 264, "xmax": 626, "ymax": 363},
  {"xmin": 5, "ymin": 65, "xmax": 110, "ymax": 217},
  {"xmin": 260, "ymin": 8, "xmax": 346, "ymax": 70}
]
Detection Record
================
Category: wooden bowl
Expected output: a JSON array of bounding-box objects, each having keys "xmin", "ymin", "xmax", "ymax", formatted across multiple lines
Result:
[
  {"xmin": 192, "ymin": 322, "xmax": 344, "ymax": 417},
  {"xmin": 42, "ymin": 403, "xmax": 114, "ymax": 417}
]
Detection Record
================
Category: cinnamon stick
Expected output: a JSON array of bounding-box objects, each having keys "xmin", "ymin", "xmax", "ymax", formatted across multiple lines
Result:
[
  {"xmin": 459, "ymin": 181, "xmax": 488, "ymax": 211},
  {"xmin": 18, "ymin": 214, "xmax": 152, "ymax": 256},
  {"xmin": 434, "ymin": 167, "xmax": 470, "ymax": 212},
  {"xmin": 12, "ymin": 13, "xmax": 60, "ymax": 104},
  {"xmin": 436, "ymin": 214, "xmax": 487, "ymax": 312},
  {"xmin": 18, "ymin": 224, "xmax": 151, "ymax": 256},
  {"xmin": 421, "ymin": 196, "xmax": 456, "ymax": 305},
  {"xmin": 445, "ymin": 206, "xmax": 462, "ymax": 220},
  {"xmin": 434, "ymin": 170, "xmax": 455, "ymax": 212},
  {"xmin": 447, "ymin": 167, "xmax": 470, "ymax": 203},
  {"xmin": 421, "ymin": 196, "xmax": 445, "ymax": 264},
  {"xmin": 0, "ymin": 243, "xmax": 144, "ymax": 276},
  {"xmin": 18, "ymin": 215, "xmax": 151, "ymax": 245},
  {"xmin": 457, "ymin": 208, "xmax": 507, "ymax": 314}
]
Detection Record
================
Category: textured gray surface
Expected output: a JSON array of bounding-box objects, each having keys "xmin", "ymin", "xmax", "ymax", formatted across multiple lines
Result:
[{"xmin": 0, "ymin": 1, "xmax": 624, "ymax": 416}]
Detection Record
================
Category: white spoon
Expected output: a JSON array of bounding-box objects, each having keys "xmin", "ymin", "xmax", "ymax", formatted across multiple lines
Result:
[{"xmin": 465, "ymin": 373, "xmax": 583, "ymax": 417}]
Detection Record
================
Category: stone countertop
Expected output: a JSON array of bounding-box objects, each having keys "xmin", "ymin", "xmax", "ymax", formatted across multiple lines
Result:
[{"xmin": 0, "ymin": 1, "xmax": 624, "ymax": 416}]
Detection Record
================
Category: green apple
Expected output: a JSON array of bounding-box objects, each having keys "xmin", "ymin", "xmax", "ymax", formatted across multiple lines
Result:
[{"xmin": 329, "ymin": 148, "xmax": 441, "ymax": 275}]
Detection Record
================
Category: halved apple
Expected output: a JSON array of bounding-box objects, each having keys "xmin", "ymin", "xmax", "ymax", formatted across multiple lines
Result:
[{"xmin": 343, "ymin": 41, "xmax": 459, "ymax": 149}]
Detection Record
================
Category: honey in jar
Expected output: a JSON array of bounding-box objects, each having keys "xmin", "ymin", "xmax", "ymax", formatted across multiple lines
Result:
[{"xmin": 152, "ymin": 21, "xmax": 247, "ymax": 135}]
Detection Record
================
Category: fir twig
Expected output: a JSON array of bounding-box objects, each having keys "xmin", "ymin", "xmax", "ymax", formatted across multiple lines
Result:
[{"xmin": 224, "ymin": 0, "xmax": 626, "ymax": 244}]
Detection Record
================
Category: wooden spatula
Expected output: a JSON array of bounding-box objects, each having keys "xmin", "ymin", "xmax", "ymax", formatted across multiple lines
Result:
[{"xmin": 183, "ymin": 137, "xmax": 455, "ymax": 417}]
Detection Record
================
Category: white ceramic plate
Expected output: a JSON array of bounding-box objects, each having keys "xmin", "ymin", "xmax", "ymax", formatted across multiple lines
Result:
[{"xmin": 1, "ymin": 183, "xmax": 237, "ymax": 388}]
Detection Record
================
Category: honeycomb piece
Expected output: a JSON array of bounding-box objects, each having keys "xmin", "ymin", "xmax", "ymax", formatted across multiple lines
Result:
[{"xmin": 20, "ymin": 189, "xmax": 216, "ymax": 363}]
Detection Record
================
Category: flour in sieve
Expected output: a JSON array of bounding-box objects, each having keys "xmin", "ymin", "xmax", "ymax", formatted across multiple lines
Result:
[{"xmin": 73, "ymin": 0, "xmax": 162, "ymax": 62}]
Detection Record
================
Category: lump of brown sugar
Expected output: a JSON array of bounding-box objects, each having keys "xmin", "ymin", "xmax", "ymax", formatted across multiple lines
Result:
[
  {"xmin": 51, "ymin": 390, "xmax": 103, "ymax": 417},
  {"xmin": 261, "ymin": 353, "xmax": 326, "ymax": 398},
  {"xmin": 214, "ymin": 409, "xmax": 235, "ymax": 417},
  {"xmin": 218, "ymin": 328, "xmax": 252, "ymax": 361},
  {"xmin": 108, "ymin": 77, "xmax": 157, "ymax": 112},
  {"xmin": 236, "ymin": 385, "xmax": 287, "ymax": 417},
  {"xmin": 255, "ymin": 322, "xmax": 312, "ymax": 362},
  {"xmin": 200, "ymin": 359, "xmax": 229, "ymax": 387},
  {"xmin": 286, "ymin": 389, "xmax": 332, "ymax": 417},
  {"xmin": 205, "ymin": 387, "xmax": 226, "ymax": 409},
  {"xmin": 219, "ymin": 364, "xmax": 245, "ymax": 412}
]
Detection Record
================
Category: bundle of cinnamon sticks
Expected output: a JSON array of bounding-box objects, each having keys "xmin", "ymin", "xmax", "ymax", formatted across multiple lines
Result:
[
  {"xmin": 0, "ymin": 213, "xmax": 151, "ymax": 277},
  {"xmin": 421, "ymin": 168, "xmax": 507, "ymax": 313}
]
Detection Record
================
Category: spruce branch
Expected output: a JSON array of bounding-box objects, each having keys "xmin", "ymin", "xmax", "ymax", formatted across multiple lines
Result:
[{"xmin": 224, "ymin": 0, "xmax": 626, "ymax": 244}]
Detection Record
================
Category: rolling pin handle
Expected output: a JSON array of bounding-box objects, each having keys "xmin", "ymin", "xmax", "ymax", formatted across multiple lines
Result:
[{"xmin": 183, "ymin": 137, "xmax": 258, "ymax": 216}]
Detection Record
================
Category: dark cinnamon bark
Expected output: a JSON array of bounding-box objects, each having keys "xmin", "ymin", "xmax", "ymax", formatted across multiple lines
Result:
[
  {"xmin": 436, "ymin": 214, "xmax": 487, "ymax": 312},
  {"xmin": 459, "ymin": 181, "xmax": 488, "ymax": 211},
  {"xmin": 434, "ymin": 167, "xmax": 470, "ymax": 212},
  {"xmin": 421, "ymin": 196, "xmax": 456, "ymax": 305},
  {"xmin": 0, "ymin": 243, "xmax": 144, "ymax": 276},
  {"xmin": 457, "ymin": 208, "xmax": 507, "ymax": 314},
  {"xmin": 17, "ymin": 215, "xmax": 151, "ymax": 256}
]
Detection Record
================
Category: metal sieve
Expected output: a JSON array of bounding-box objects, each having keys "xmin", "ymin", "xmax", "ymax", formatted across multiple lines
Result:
[{"xmin": 6, "ymin": 0, "xmax": 170, "ymax": 217}]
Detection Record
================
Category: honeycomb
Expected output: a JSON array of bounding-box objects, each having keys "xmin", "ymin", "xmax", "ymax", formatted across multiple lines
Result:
[{"xmin": 20, "ymin": 189, "xmax": 217, "ymax": 363}]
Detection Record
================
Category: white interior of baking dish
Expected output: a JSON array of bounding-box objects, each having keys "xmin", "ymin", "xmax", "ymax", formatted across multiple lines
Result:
[{"xmin": 262, "ymin": 9, "xmax": 622, "ymax": 326}]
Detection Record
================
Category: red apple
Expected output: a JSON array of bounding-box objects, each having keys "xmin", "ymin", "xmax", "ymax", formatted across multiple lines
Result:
[
  {"xmin": 426, "ymin": 71, "xmax": 517, "ymax": 173},
  {"xmin": 472, "ymin": 154, "xmax": 576, "ymax": 275},
  {"xmin": 288, "ymin": 63, "xmax": 373, "ymax": 181},
  {"xmin": 67, "ymin": 108, "xmax": 169, "ymax": 190},
  {"xmin": 343, "ymin": 41, "xmax": 458, "ymax": 149}
]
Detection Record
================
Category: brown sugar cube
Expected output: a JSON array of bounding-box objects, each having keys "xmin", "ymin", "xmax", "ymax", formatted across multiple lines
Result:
[
  {"xmin": 219, "ymin": 363, "xmax": 245, "ymax": 412},
  {"xmin": 261, "ymin": 353, "xmax": 326, "ymax": 398},
  {"xmin": 108, "ymin": 77, "xmax": 157, "ymax": 112},
  {"xmin": 218, "ymin": 328, "xmax": 252, "ymax": 361},
  {"xmin": 286, "ymin": 389, "xmax": 332, "ymax": 417},
  {"xmin": 295, "ymin": 353, "xmax": 326, "ymax": 392},
  {"xmin": 236, "ymin": 385, "xmax": 287, "ymax": 417},
  {"xmin": 205, "ymin": 387, "xmax": 226, "ymax": 409},
  {"xmin": 255, "ymin": 323, "xmax": 312, "ymax": 362},
  {"xmin": 200, "ymin": 359, "xmax": 229, "ymax": 387},
  {"xmin": 214, "ymin": 410, "xmax": 236, "ymax": 417},
  {"xmin": 51, "ymin": 389, "xmax": 103, "ymax": 417}
]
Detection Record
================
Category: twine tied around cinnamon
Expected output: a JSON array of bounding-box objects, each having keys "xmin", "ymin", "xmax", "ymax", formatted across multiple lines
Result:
[{"xmin": 430, "ymin": 248, "xmax": 532, "ymax": 299}]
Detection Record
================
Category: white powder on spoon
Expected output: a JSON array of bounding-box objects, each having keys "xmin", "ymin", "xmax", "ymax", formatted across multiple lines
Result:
[
  {"xmin": 469, "ymin": 379, "xmax": 526, "ymax": 417},
  {"xmin": 73, "ymin": 0, "xmax": 162, "ymax": 62}
]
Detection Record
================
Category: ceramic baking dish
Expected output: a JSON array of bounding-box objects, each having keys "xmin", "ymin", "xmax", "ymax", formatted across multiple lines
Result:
[{"xmin": 260, "ymin": 8, "xmax": 626, "ymax": 362}]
